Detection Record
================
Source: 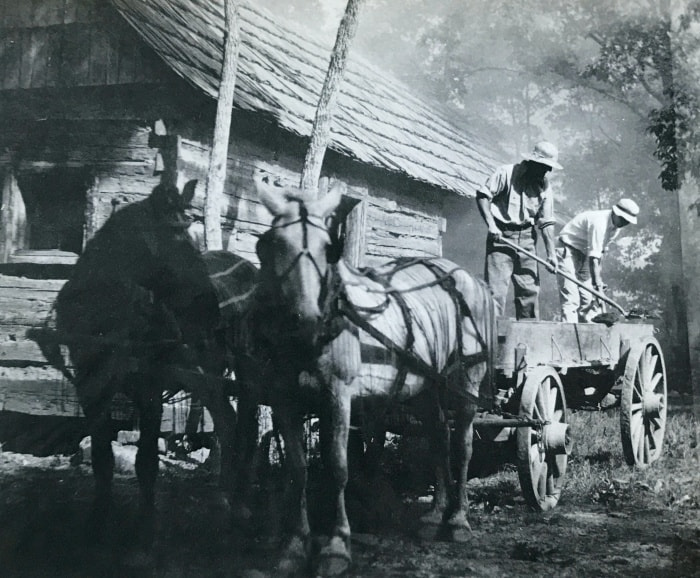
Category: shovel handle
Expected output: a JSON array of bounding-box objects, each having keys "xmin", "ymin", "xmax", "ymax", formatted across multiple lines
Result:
[{"xmin": 497, "ymin": 237, "xmax": 628, "ymax": 316}]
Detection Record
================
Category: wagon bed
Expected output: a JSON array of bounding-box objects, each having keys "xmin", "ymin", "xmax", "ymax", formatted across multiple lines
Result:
[{"xmin": 495, "ymin": 318, "xmax": 654, "ymax": 375}]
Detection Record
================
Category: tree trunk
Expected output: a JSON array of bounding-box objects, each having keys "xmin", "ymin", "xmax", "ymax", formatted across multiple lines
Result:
[
  {"xmin": 300, "ymin": 0, "xmax": 364, "ymax": 198},
  {"xmin": 670, "ymin": 0, "xmax": 700, "ymax": 428},
  {"xmin": 204, "ymin": 0, "xmax": 240, "ymax": 251}
]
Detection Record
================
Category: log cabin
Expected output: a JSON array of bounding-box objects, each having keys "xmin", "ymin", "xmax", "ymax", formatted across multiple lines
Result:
[{"xmin": 0, "ymin": 0, "xmax": 499, "ymax": 428}]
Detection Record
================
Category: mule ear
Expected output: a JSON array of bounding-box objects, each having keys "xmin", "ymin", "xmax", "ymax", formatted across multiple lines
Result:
[
  {"xmin": 181, "ymin": 179, "xmax": 198, "ymax": 206},
  {"xmin": 253, "ymin": 171, "xmax": 289, "ymax": 217},
  {"xmin": 312, "ymin": 182, "xmax": 343, "ymax": 218}
]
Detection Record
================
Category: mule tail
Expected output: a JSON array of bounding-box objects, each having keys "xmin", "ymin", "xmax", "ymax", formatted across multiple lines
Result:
[
  {"xmin": 28, "ymin": 306, "xmax": 76, "ymax": 383},
  {"xmin": 474, "ymin": 277, "xmax": 497, "ymax": 406}
]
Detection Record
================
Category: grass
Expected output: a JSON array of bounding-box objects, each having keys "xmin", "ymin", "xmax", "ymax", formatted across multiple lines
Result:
[
  {"xmin": 373, "ymin": 403, "xmax": 699, "ymax": 516},
  {"xmin": 565, "ymin": 406, "xmax": 699, "ymax": 511}
]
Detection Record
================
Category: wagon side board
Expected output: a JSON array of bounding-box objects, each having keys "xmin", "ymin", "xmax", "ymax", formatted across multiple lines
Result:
[{"xmin": 495, "ymin": 318, "xmax": 656, "ymax": 377}]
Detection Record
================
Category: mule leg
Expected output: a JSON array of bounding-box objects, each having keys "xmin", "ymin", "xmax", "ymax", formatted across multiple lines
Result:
[
  {"xmin": 231, "ymin": 391, "xmax": 259, "ymax": 525},
  {"xmin": 82, "ymin": 396, "xmax": 114, "ymax": 540},
  {"xmin": 275, "ymin": 405, "xmax": 312, "ymax": 576},
  {"xmin": 419, "ymin": 388, "xmax": 451, "ymax": 532},
  {"xmin": 444, "ymin": 401, "xmax": 477, "ymax": 542},
  {"xmin": 198, "ymin": 385, "xmax": 238, "ymax": 509},
  {"xmin": 134, "ymin": 387, "xmax": 163, "ymax": 549},
  {"xmin": 317, "ymin": 378, "xmax": 352, "ymax": 576}
]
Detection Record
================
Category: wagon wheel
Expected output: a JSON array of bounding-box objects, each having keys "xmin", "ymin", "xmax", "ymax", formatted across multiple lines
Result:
[
  {"xmin": 516, "ymin": 366, "xmax": 571, "ymax": 511},
  {"xmin": 620, "ymin": 337, "xmax": 667, "ymax": 467}
]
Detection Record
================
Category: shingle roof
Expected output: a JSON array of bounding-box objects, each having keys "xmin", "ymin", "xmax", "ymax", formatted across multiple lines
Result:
[{"xmin": 112, "ymin": 0, "xmax": 500, "ymax": 196}]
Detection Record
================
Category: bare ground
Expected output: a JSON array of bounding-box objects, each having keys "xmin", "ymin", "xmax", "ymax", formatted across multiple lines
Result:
[{"xmin": 0, "ymin": 407, "xmax": 698, "ymax": 578}]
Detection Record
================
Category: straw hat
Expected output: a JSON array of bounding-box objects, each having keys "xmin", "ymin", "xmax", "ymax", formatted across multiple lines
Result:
[
  {"xmin": 612, "ymin": 198, "xmax": 639, "ymax": 224},
  {"xmin": 522, "ymin": 141, "xmax": 563, "ymax": 170}
]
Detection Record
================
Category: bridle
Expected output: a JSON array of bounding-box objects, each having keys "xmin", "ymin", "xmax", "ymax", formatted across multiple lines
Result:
[{"xmin": 262, "ymin": 198, "xmax": 331, "ymax": 285}]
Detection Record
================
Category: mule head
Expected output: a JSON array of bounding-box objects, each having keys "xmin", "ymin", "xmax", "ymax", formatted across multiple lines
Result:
[
  {"xmin": 254, "ymin": 172, "xmax": 342, "ymax": 345},
  {"xmin": 149, "ymin": 179, "xmax": 197, "ymax": 230}
]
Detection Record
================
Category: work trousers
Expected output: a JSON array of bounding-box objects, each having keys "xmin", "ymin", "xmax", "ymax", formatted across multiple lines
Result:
[
  {"xmin": 556, "ymin": 243, "xmax": 601, "ymax": 322},
  {"xmin": 485, "ymin": 227, "xmax": 539, "ymax": 319}
]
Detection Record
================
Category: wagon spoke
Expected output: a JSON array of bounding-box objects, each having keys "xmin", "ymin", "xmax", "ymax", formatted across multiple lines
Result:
[
  {"xmin": 532, "ymin": 403, "xmax": 544, "ymax": 423},
  {"xmin": 548, "ymin": 383, "xmax": 559, "ymax": 417},
  {"xmin": 555, "ymin": 454, "xmax": 567, "ymax": 481},
  {"xmin": 552, "ymin": 408, "xmax": 563, "ymax": 423},
  {"xmin": 642, "ymin": 348, "xmax": 653, "ymax": 381},
  {"xmin": 649, "ymin": 372, "xmax": 662, "ymax": 392},
  {"xmin": 636, "ymin": 419, "xmax": 645, "ymax": 460},
  {"xmin": 546, "ymin": 466, "xmax": 555, "ymax": 496},
  {"xmin": 646, "ymin": 353, "xmax": 659, "ymax": 380},
  {"xmin": 631, "ymin": 418, "xmax": 643, "ymax": 451},
  {"xmin": 633, "ymin": 380, "xmax": 644, "ymax": 401},
  {"xmin": 649, "ymin": 415, "xmax": 660, "ymax": 429},
  {"xmin": 647, "ymin": 426, "xmax": 658, "ymax": 451},
  {"xmin": 637, "ymin": 358, "xmax": 646, "ymax": 388},
  {"xmin": 537, "ymin": 460, "xmax": 548, "ymax": 499},
  {"xmin": 537, "ymin": 381, "xmax": 550, "ymax": 420},
  {"xmin": 643, "ymin": 433, "xmax": 651, "ymax": 463},
  {"xmin": 631, "ymin": 402, "xmax": 643, "ymax": 414}
]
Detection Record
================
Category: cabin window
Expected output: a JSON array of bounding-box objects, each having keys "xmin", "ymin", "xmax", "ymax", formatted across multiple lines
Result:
[{"xmin": 0, "ymin": 168, "xmax": 90, "ymax": 264}]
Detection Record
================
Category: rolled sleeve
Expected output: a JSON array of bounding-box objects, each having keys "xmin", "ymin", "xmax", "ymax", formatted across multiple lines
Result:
[
  {"xmin": 477, "ymin": 166, "xmax": 507, "ymax": 201},
  {"xmin": 536, "ymin": 188, "xmax": 555, "ymax": 229}
]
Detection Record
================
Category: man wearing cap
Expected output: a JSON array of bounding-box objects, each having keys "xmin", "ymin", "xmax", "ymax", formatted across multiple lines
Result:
[
  {"xmin": 556, "ymin": 198, "xmax": 640, "ymax": 322},
  {"xmin": 476, "ymin": 141, "xmax": 560, "ymax": 319}
]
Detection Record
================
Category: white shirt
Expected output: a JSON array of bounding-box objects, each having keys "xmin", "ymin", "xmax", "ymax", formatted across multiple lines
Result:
[{"xmin": 558, "ymin": 209, "xmax": 618, "ymax": 259}]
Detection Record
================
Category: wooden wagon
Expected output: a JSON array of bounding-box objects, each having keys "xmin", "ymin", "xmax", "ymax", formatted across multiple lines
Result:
[{"xmin": 475, "ymin": 317, "xmax": 667, "ymax": 511}]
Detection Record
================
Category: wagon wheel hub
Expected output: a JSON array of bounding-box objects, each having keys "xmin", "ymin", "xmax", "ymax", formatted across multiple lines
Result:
[
  {"xmin": 642, "ymin": 391, "xmax": 664, "ymax": 418},
  {"xmin": 541, "ymin": 421, "xmax": 571, "ymax": 455}
]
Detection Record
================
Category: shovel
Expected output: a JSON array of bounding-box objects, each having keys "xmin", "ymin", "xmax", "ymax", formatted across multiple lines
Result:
[{"xmin": 497, "ymin": 237, "xmax": 629, "ymax": 317}]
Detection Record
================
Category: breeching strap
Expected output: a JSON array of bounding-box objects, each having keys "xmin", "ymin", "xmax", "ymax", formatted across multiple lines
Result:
[{"xmin": 337, "ymin": 260, "xmax": 490, "ymax": 387}]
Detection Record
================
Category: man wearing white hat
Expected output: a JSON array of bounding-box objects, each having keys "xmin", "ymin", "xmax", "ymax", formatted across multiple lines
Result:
[
  {"xmin": 556, "ymin": 198, "xmax": 640, "ymax": 322},
  {"xmin": 476, "ymin": 141, "xmax": 560, "ymax": 319}
]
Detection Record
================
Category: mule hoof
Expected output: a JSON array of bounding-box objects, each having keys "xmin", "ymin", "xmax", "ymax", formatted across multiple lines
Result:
[
  {"xmin": 443, "ymin": 524, "xmax": 472, "ymax": 543},
  {"xmin": 277, "ymin": 536, "xmax": 309, "ymax": 577},
  {"xmin": 86, "ymin": 500, "xmax": 111, "ymax": 543},
  {"xmin": 444, "ymin": 512, "xmax": 472, "ymax": 543},
  {"xmin": 418, "ymin": 508, "xmax": 443, "ymax": 527},
  {"xmin": 436, "ymin": 518, "xmax": 472, "ymax": 543},
  {"xmin": 416, "ymin": 522, "xmax": 440, "ymax": 542},
  {"xmin": 121, "ymin": 547, "xmax": 155, "ymax": 570},
  {"xmin": 316, "ymin": 536, "xmax": 351, "ymax": 577}
]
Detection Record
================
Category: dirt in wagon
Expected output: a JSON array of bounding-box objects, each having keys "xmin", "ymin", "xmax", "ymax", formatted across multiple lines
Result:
[{"xmin": 0, "ymin": 406, "xmax": 698, "ymax": 578}]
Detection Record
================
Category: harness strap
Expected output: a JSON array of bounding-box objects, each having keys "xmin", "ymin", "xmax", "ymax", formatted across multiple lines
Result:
[
  {"xmin": 337, "ymin": 260, "xmax": 491, "ymax": 403},
  {"xmin": 420, "ymin": 260, "xmax": 489, "ymax": 351},
  {"xmin": 338, "ymin": 296, "xmax": 443, "ymax": 383}
]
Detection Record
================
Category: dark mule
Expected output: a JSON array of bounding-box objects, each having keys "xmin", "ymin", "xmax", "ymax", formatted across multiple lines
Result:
[
  {"xmin": 49, "ymin": 182, "xmax": 241, "ymax": 549},
  {"xmin": 249, "ymin": 173, "xmax": 496, "ymax": 576}
]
